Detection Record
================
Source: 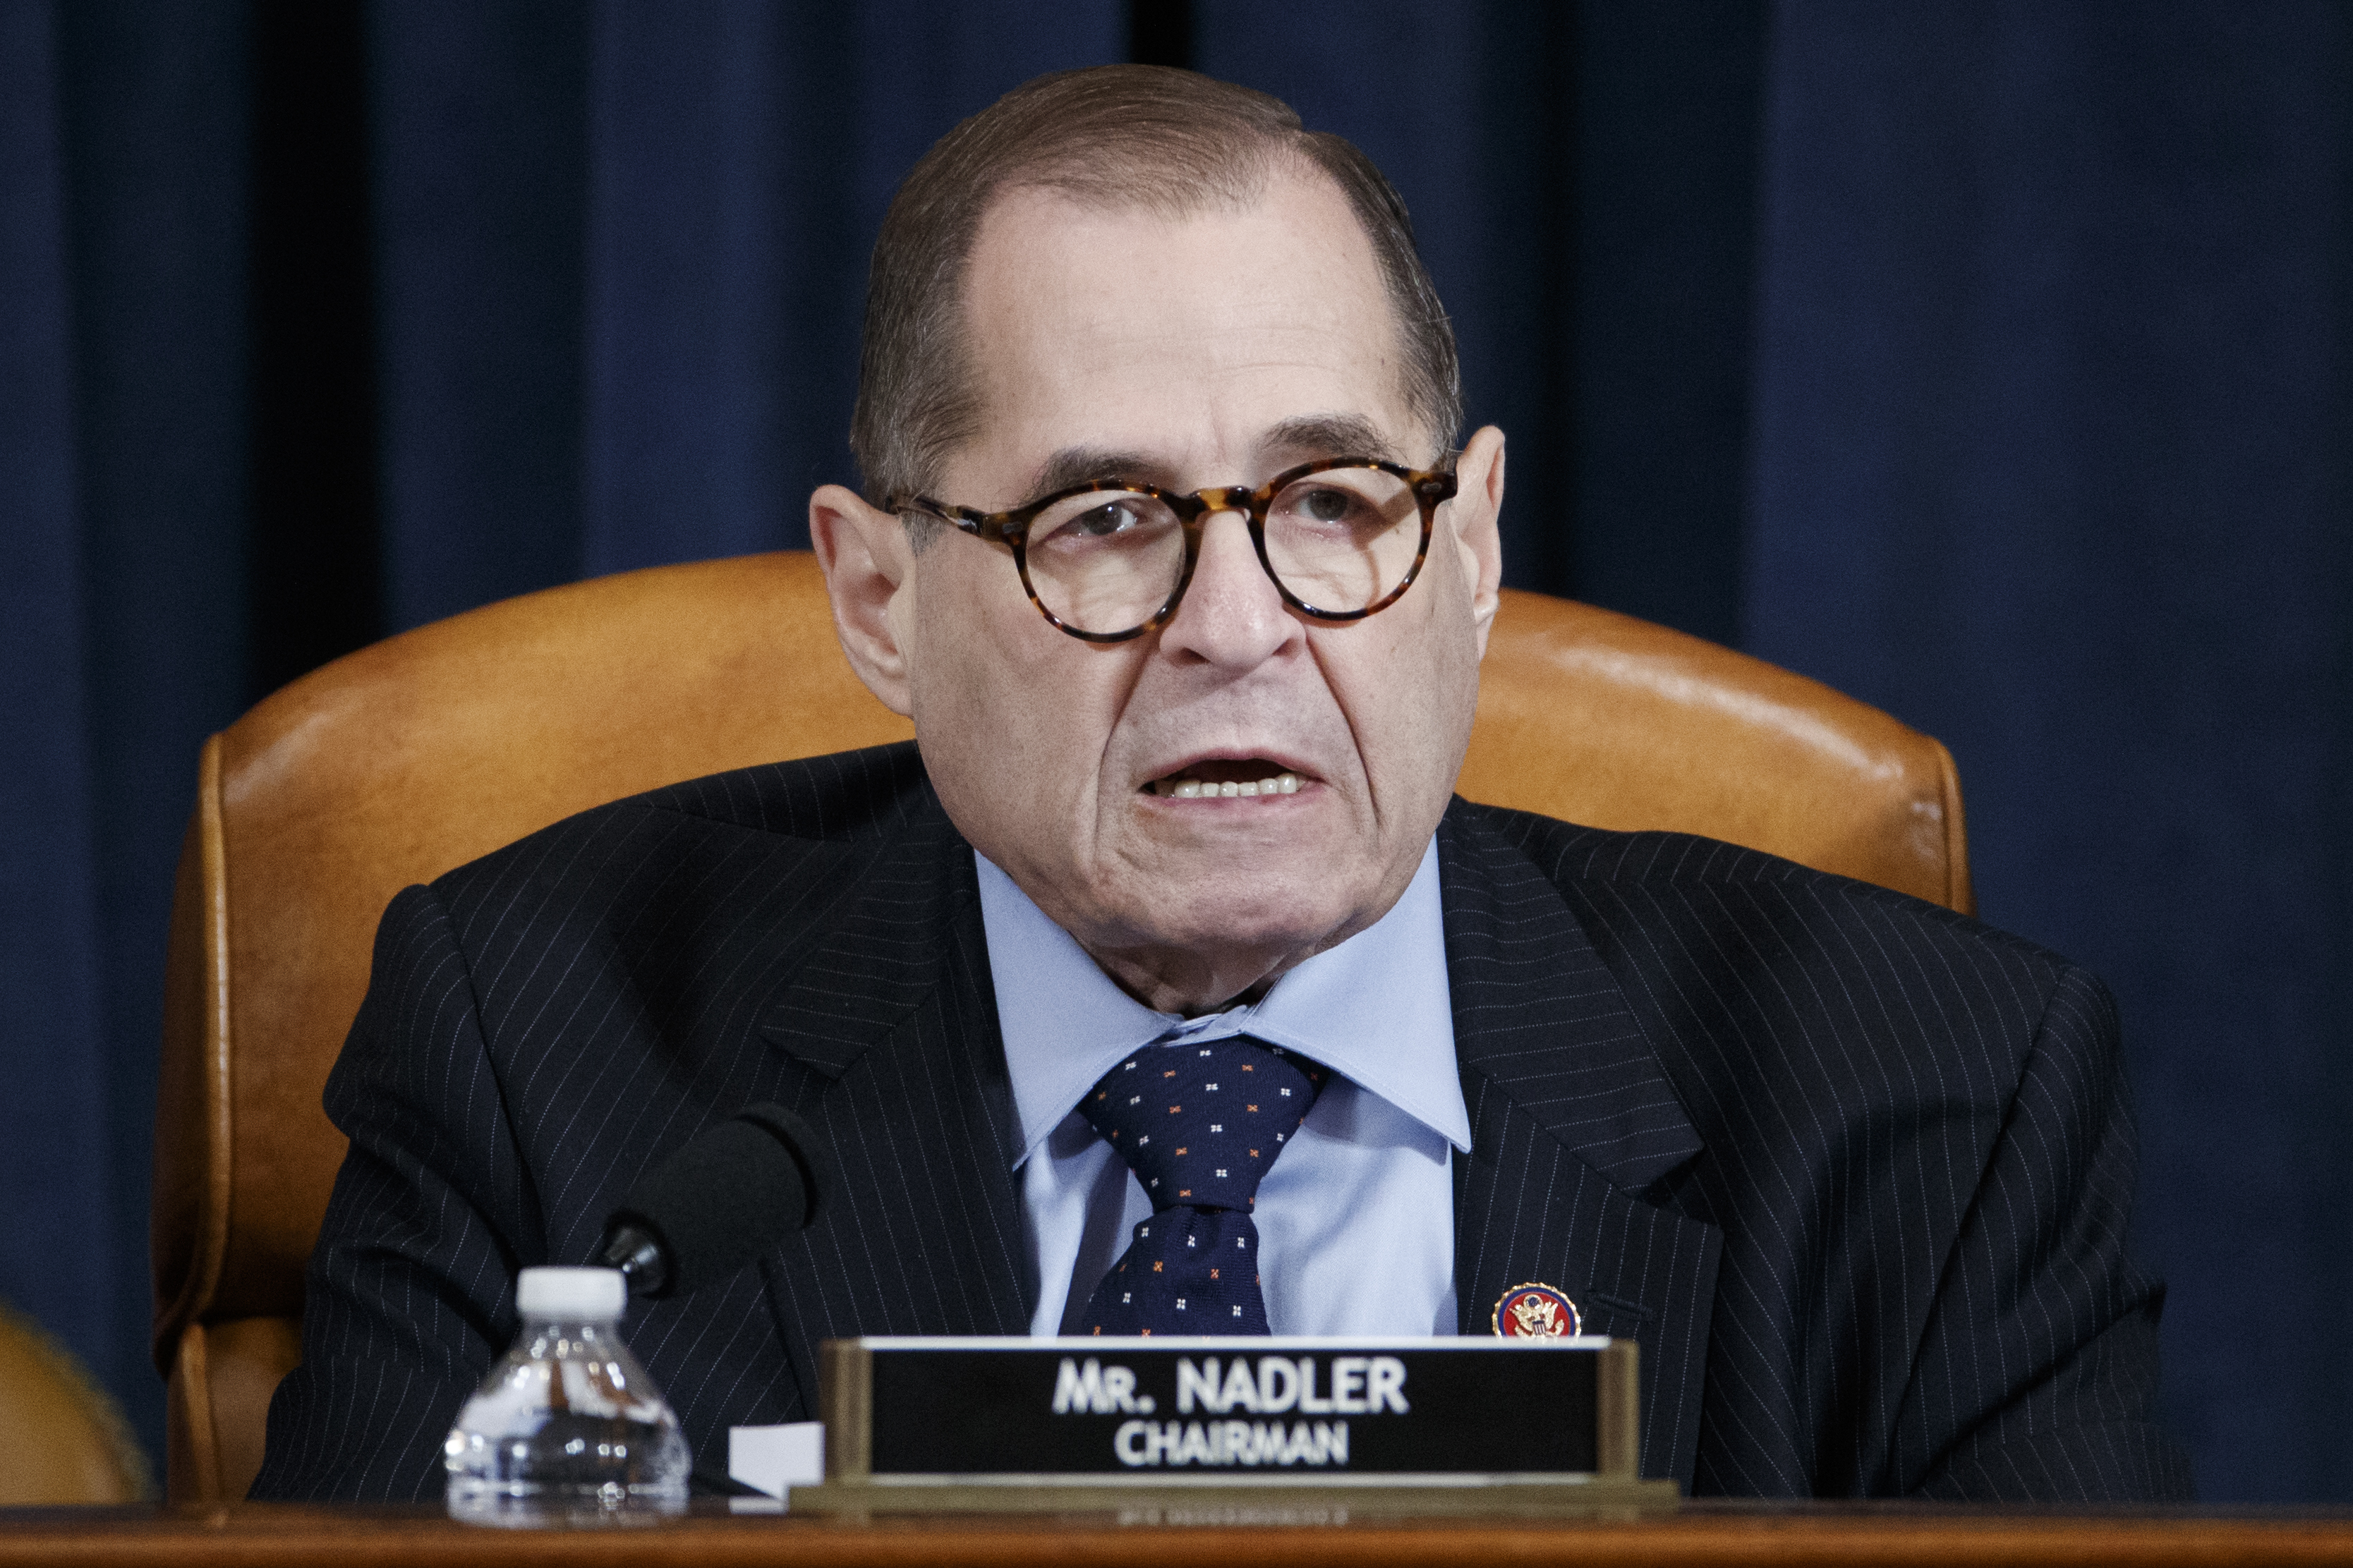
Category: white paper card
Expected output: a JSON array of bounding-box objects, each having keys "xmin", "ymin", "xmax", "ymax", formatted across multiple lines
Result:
[{"xmin": 729, "ymin": 1421, "xmax": 825, "ymax": 1498}]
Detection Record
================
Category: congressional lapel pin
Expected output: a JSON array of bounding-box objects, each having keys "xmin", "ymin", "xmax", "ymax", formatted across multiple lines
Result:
[{"xmin": 1492, "ymin": 1282, "xmax": 1582, "ymax": 1338}]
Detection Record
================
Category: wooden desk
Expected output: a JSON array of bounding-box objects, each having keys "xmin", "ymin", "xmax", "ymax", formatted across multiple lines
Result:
[{"xmin": 4, "ymin": 1501, "xmax": 2352, "ymax": 1567}]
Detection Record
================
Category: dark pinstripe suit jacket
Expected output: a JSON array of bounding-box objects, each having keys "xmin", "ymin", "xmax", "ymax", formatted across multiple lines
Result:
[{"xmin": 252, "ymin": 743, "xmax": 2190, "ymax": 1502}]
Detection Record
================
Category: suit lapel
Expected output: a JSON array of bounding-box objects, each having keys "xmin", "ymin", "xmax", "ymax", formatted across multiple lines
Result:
[
  {"xmin": 1441, "ymin": 805, "xmax": 1723, "ymax": 1490},
  {"xmin": 754, "ymin": 802, "xmax": 1032, "ymax": 1414}
]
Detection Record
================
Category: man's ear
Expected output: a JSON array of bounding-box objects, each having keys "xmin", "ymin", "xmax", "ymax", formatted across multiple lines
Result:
[
  {"xmin": 1449, "ymin": 425, "xmax": 1506, "ymax": 658},
  {"xmin": 809, "ymin": 485, "xmax": 917, "ymax": 716}
]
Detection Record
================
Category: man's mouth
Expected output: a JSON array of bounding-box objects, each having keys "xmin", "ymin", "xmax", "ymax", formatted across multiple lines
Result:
[{"xmin": 1146, "ymin": 757, "xmax": 1309, "ymax": 800}]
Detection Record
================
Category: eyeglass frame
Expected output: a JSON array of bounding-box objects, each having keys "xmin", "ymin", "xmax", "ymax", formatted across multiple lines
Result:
[{"xmin": 887, "ymin": 455, "xmax": 1460, "ymax": 644}]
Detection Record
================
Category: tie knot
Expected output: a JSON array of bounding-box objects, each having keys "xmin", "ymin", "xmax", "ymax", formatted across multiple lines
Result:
[{"xmin": 1080, "ymin": 1036, "xmax": 1325, "ymax": 1213}]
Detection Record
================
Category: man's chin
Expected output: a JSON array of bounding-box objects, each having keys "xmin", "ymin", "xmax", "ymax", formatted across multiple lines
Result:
[{"xmin": 1093, "ymin": 880, "xmax": 1377, "ymax": 980}]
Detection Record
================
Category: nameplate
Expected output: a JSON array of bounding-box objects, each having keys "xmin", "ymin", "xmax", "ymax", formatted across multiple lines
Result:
[{"xmin": 816, "ymin": 1335, "xmax": 1640, "ymax": 1485}]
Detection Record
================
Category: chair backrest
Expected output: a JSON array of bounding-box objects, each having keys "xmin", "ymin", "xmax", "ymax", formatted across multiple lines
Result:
[
  {"xmin": 152, "ymin": 549, "xmax": 1970, "ymax": 1501},
  {"xmin": 0, "ymin": 1300, "xmax": 150, "ymax": 1503}
]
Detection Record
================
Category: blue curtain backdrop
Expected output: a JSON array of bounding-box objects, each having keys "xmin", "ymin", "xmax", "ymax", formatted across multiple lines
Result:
[{"xmin": 2, "ymin": 0, "xmax": 2346, "ymax": 1500}]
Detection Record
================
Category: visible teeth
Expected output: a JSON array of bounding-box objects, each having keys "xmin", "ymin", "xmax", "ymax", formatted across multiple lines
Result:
[{"xmin": 1153, "ymin": 771, "xmax": 1307, "ymax": 798}]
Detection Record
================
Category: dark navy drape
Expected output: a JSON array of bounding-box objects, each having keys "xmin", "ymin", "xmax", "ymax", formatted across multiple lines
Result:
[
  {"xmin": 6, "ymin": 0, "xmax": 251, "ymax": 1485},
  {"xmin": 4, "ymin": 0, "xmax": 2346, "ymax": 1500},
  {"xmin": 1743, "ymin": 5, "xmax": 2353, "ymax": 1499}
]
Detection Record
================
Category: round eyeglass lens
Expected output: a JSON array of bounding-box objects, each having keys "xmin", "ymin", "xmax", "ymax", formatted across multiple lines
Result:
[
  {"xmin": 1022, "ymin": 489, "xmax": 1188, "ymax": 635},
  {"xmin": 1263, "ymin": 466, "xmax": 1424, "ymax": 614}
]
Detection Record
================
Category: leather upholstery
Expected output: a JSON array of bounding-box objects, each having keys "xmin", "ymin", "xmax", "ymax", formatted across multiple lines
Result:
[
  {"xmin": 0, "ymin": 1299, "xmax": 150, "ymax": 1502},
  {"xmin": 150, "ymin": 549, "xmax": 1971, "ymax": 1502}
]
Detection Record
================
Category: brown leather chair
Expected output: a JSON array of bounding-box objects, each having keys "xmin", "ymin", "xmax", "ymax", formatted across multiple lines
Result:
[
  {"xmin": 0, "ymin": 1299, "xmax": 152, "ymax": 1502},
  {"xmin": 152, "ymin": 550, "xmax": 1971, "ymax": 1502}
]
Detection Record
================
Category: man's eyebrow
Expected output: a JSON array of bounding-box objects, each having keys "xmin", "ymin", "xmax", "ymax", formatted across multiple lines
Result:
[
  {"xmin": 1256, "ymin": 413, "xmax": 1409, "ymax": 468},
  {"xmin": 1019, "ymin": 415, "xmax": 1410, "ymax": 505},
  {"xmin": 1022, "ymin": 447, "xmax": 1181, "ymax": 502}
]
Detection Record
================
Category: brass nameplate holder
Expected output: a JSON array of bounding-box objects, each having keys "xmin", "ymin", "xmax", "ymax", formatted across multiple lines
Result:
[{"xmin": 790, "ymin": 1336, "xmax": 1678, "ymax": 1517}]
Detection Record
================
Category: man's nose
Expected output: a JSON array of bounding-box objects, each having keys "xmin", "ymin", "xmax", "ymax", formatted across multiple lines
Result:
[{"xmin": 1156, "ymin": 507, "xmax": 1298, "ymax": 669}]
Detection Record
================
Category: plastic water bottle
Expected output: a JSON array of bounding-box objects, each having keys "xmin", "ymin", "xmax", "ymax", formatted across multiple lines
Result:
[{"xmin": 444, "ymin": 1266, "xmax": 691, "ymax": 1526}]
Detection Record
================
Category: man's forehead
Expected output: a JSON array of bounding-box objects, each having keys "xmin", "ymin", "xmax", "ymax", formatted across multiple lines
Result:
[
  {"xmin": 966, "ymin": 176, "xmax": 1376, "ymax": 330},
  {"xmin": 959, "ymin": 176, "xmax": 1422, "ymax": 493}
]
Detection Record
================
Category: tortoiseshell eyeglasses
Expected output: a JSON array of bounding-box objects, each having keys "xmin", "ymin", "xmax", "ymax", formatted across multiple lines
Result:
[{"xmin": 888, "ymin": 457, "xmax": 1458, "ymax": 643}]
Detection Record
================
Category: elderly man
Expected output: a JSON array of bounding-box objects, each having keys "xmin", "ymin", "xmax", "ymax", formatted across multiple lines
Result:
[{"xmin": 253, "ymin": 66, "xmax": 2188, "ymax": 1501}]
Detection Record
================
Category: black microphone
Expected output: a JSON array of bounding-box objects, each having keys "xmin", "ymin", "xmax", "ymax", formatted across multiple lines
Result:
[{"xmin": 596, "ymin": 1103, "xmax": 829, "ymax": 1299}]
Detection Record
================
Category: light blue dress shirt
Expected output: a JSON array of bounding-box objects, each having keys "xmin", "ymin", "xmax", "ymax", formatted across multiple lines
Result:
[{"xmin": 975, "ymin": 841, "xmax": 1470, "ymax": 1338}]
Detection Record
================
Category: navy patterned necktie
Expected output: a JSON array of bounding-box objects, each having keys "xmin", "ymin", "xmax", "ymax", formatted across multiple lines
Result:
[{"xmin": 1076, "ymin": 1036, "xmax": 1326, "ymax": 1335}]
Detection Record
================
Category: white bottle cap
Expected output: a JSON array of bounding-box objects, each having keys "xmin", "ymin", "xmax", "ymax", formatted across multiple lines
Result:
[{"xmin": 516, "ymin": 1266, "xmax": 627, "ymax": 1320}]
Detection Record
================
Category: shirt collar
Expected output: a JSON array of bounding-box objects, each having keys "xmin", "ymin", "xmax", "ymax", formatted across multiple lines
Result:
[{"xmin": 976, "ymin": 839, "xmax": 1468, "ymax": 1167}]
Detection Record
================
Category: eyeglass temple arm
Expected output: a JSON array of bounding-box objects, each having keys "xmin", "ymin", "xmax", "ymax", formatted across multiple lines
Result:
[{"xmin": 891, "ymin": 495, "xmax": 1020, "ymax": 545}]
